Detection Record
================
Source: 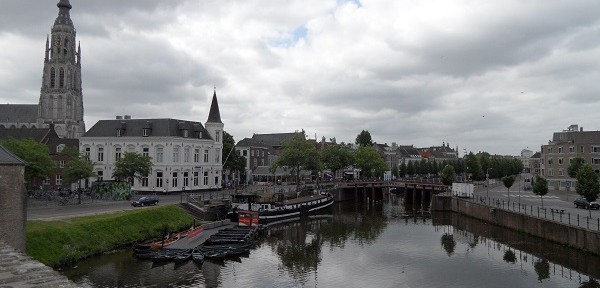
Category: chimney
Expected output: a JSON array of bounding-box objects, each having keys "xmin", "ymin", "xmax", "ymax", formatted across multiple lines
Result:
[
  {"xmin": 116, "ymin": 116, "xmax": 123, "ymax": 120},
  {"xmin": 124, "ymin": 115, "xmax": 131, "ymax": 120}
]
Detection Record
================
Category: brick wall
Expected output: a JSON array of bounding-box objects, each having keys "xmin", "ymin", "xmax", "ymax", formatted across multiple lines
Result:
[{"xmin": 0, "ymin": 165, "xmax": 26, "ymax": 251}]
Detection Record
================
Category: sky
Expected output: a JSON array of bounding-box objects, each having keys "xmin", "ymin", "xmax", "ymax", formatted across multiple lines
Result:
[{"xmin": 1, "ymin": 0, "xmax": 600, "ymax": 156}]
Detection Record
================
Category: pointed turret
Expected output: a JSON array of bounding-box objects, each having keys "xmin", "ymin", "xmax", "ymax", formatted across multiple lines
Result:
[
  {"xmin": 77, "ymin": 41, "xmax": 81, "ymax": 65},
  {"xmin": 44, "ymin": 35, "xmax": 49, "ymax": 62},
  {"xmin": 206, "ymin": 89, "xmax": 222, "ymax": 123}
]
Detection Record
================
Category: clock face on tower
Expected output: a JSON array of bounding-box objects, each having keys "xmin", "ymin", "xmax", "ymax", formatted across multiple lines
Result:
[{"xmin": 54, "ymin": 37, "xmax": 61, "ymax": 46}]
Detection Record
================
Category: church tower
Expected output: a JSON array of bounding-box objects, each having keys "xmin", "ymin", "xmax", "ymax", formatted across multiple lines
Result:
[
  {"xmin": 38, "ymin": 0, "xmax": 85, "ymax": 138},
  {"xmin": 205, "ymin": 89, "xmax": 224, "ymax": 163}
]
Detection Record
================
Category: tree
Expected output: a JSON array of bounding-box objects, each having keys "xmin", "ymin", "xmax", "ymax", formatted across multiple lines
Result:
[
  {"xmin": 222, "ymin": 131, "xmax": 246, "ymax": 186},
  {"xmin": 502, "ymin": 175, "xmax": 516, "ymax": 205},
  {"xmin": 62, "ymin": 153, "xmax": 94, "ymax": 204},
  {"xmin": 441, "ymin": 165, "xmax": 456, "ymax": 187},
  {"xmin": 406, "ymin": 161, "xmax": 415, "ymax": 176},
  {"xmin": 568, "ymin": 157, "xmax": 585, "ymax": 178},
  {"xmin": 532, "ymin": 176, "xmax": 548, "ymax": 208},
  {"xmin": 355, "ymin": 130, "xmax": 373, "ymax": 147},
  {"xmin": 112, "ymin": 152, "xmax": 153, "ymax": 186},
  {"xmin": 575, "ymin": 164, "xmax": 600, "ymax": 217},
  {"xmin": 321, "ymin": 143, "xmax": 353, "ymax": 183},
  {"xmin": 1, "ymin": 138, "xmax": 54, "ymax": 189},
  {"xmin": 465, "ymin": 152, "xmax": 484, "ymax": 181},
  {"xmin": 353, "ymin": 146, "xmax": 388, "ymax": 179},
  {"xmin": 271, "ymin": 135, "xmax": 317, "ymax": 192},
  {"xmin": 399, "ymin": 162, "xmax": 407, "ymax": 178}
]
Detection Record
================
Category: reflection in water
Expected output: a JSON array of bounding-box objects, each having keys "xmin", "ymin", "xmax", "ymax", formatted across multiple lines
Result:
[{"xmin": 62, "ymin": 195, "xmax": 600, "ymax": 287}]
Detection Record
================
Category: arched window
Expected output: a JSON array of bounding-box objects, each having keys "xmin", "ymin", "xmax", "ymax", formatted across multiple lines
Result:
[
  {"xmin": 59, "ymin": 68, "xmax": 65, "ymax": 88},
  {"xmin": 66, "ymin": 98, "xmax": 72, "ymax": 118},
  {"xmin": 50, "ymin": 68, "xmax": 56, "ymax": 87}
]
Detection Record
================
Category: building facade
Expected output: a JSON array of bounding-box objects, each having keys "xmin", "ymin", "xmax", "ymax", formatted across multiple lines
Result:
[
  {"xmin": 0, "ymin": 0, "xmax": 85, "ymax": 138},
  {"xmin": 540, "ymin": 124, "xmax": 600, "ymax": 190},
  {"xmin": 0, "ymin": 146, "xmax": 26, "ymax": 252},
  {"xmin": 79, "ymin": 91, "xmax": 224, "ymax": 193}
]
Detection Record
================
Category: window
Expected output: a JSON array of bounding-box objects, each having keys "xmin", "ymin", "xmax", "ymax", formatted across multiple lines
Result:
[
  {"xmin": 50, "ymin": 68, "xmax": 56, "ymax": 87},
  {"xmin": 56, "ymin": 175, "xmax": 62, "ymax": 186},
  {"xmin": 84, "ymin": 147, "xmax": 91, "ymax": 158},
  {"xmin": 59, "ymin": 68, "xmax": 65, "ymax": 88},
  {"xmin": 141, "ymin": 176, "xmax": 148, "ymax": 187},
  {"xmin": 43, "ymin": 177, "xmax": 50, "ymax": 185},
  {"xmin": 173, "ymin": 147, "xmax": 180, "ymax": 163},
  {"xmin": 183, "ymin": 130, "xmax": 189, "ymax": 138},
  {"xmin": 548, "ymin": 169, "xmax": 553, "ymax": 176},
  {"xmin": 569, "ymin": 146, "xmax": 575, "ymax": 153},
  {"xmin": 56, "ymin": 144, "xmax": 65, "ymax": 153},
  {"xmin": 215, "ymin": 148, "xmax": 220, "ymax": 163},
  {"xmin": 116, "ymin": 129, "xmax": 123, "ymax": 137},
  {"xmin": 143, "ymin": 128, "xmax": 150, "ymax": 137},
  {"xmin": 58, "ymin": 160, "xmax": 65, "ymax": 168},
  {"xmin": 261, "ymin": 159, "xmax": 265, "ymax": 166},
  {"xmin": 581, "ymin": 146, "xmax": 585, "ymax": 153},
  {"xmin": 204, "ymin": 149, "xmax": 209, "ymax": 163},
  {"xmin": 559, "ymin": 169, "xmax": 564, "ymax": 176},
  {"xmin": 548, "ymin": 159, "xmax": 553, "ymax": 165},
  {"xmin": 216, "ymin": 130, "xmax": 221, "ymax": 142},
  {"xmin": 156, "ymin": 172, "xmax": 163, "ymax": 188},
  {"xmin": 193, "ymin": 171, "xmax": 199, "ymax": 186},
  {"xmin": 115, "ymin": 147, "xmax": 122, "ymax": 161},
  {"xmin": 558, "ymin": 158, "xmax": 563, "ymax": 165},
  {"xmin": 194, "ymin": 148, "xmax": 200, "ymax": 163},
  {"xmin": 156, "ymin": 147, "xmax": 164, "ymax": 163},
  {"xmin": 253, "ymin": 158, "xmax": 257, "ymax": 167},
  {"xmin": 214, "ymin": 176, "xmax": 219, "ymax": 187},
  {"xmin": 183, "ymin": 172, "xmax": 189, "ymax": 187},
  {"xmin": 547, "ymin": 147, "xmax": 552, "ymax": 153},
  {"xmin": 142, "ymin": 147, "xmax": 149, "ymax": 157},
  {"xmin": 593, "ymin": 158, "xmax": 600, "ymax": 165},
  {"xmin": 97, "ymin": 171, "xmax": 104, "ymax": 182},
  {"xmin": 97, "ymin": 147, "xmax": 104, "ymax": 162},
  {"xmin": 184, "ymin": 147, "xmax": 190, "ymax": 163},
  {"xmin": 251, "ymin": 150, "xmax": 254, "ymax": 157},
  {"xmin": 558, "ymin": 147, "xmax": 563, "ymax": 153},
  {"xmin": 243, "ymin": 150, "xmax": 248, "ymax": 157},
  {"xmin": 593, "ymin": 146, "xmax": 600, "ymax": 153},
  {"xmin": 172, "ymin": 172, "xmax": 178, "ymax": 188},
  {"xmin": 203, "ymin": 172, "xmax": 209, "ymax": 186}
]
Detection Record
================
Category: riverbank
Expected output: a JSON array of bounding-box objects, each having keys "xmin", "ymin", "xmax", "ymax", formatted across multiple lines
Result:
[
  {"xmin": 26, "ymin": 205, "xmax": 195, "ymax": 268},
  {"xmin": 432, "ymin": 195, "xmax": 600, "ymax": 256}
]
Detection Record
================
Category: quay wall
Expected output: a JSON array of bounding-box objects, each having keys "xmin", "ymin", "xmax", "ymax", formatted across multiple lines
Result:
[{"xmin": 432, "ymin": 196, "xmax": 600, "ymax": 256}]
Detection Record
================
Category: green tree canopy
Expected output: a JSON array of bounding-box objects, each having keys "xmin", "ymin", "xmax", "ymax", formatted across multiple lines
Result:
[
  {"xmin": 575, "ymin": 164, "xmax": 600, "ymax": 217},
  {"xmin": 441, "ymin": 165, "xmax": 456, "ymax": 186},
  {"xmin": 62, "ymin": 153, "xmax": 94, "ymax": 204},
  {"xmin": 532, "ymin": 176, "xmax": 548, "ymax": 208},
  {"xmin": 222, "ymin": 131, "xmax": 246, "ymax": 174},
  {"xmin": 568, "ymin": 157, "xmax": 585, "ymax": 178},
  {"xmin": 399, "ymin": 162, "xmax": 407, "ymax": 178},
  {"xmin": 502, "ymin": 175, "xmax": 516, "ymax": 204},
  {"xmin": 353, "ymin": 146, "xmax": 388, "ymax": 178},
  {"xmin": 1, "ymin": 138, "xmax": 54, "ymax": 188},
  {"xmin": 320, "ymin": 143, "xmax": 353, "ymax": 181},
  {"xmin": 355, "ymin": 130, "xmax": 373, "ymax": 147},
  {"xmin": 112, "ymin": 152, "xmax": 153, "ymax": 184},
  {"xmin": 271, "ymin": 135, "xmax": 318, "ymax": 190}
]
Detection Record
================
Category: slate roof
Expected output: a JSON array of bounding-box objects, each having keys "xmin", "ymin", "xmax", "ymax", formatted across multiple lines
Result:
[
  {"xmin": 206, "ymin": 90, "xmax": 222, "ymax": 123},
  {"xmin": 251, "ymin": 132, "xmax": 304, "ymax": 148},
  {"xmin": 83, "ymin": 118, "xmax": 213, "ymax": 140},
  {"xmin": 0, "ymin": 145, "xmax": 25, "ymax": 165},
  {"xmin": 0, "ymin": 105, "xmax": 38, "ymax": 123},
  {"xmin": 531, "ymin": 152, "xmax": 541, "ymax": 158},
  {"xmin": 236, "ymin": 137, "xmax": 270, "ymax": 148},
  {"xmin": 0, "ymin": 127, "xmax": 77, "ymax": 154}
]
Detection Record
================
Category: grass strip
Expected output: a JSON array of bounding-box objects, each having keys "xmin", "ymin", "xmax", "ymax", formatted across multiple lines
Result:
[{"xmin": 26, "ymin": 205, "xmax": 195, "ymax": 268}]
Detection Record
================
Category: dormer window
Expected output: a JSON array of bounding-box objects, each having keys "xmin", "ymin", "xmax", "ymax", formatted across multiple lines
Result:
[
  {"xmin": 56, "ymin": 144, "xmax": 65, "ymax": 153},
  {"xmin": 116, "ymin": 129, "xmax": 123, "ymax": 137},
  {"xmin": 143, "ymin": 128, "xmax": 150, "ymax": 137},
  {"xmin": 183, "ymin": 129, "xmax": 189, "ymax": 138}
]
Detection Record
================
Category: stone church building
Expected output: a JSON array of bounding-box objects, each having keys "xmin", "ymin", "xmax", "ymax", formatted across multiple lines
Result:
[{"xmin": 0, "ymin": 0, "xmax": 85, "ymax": 138}]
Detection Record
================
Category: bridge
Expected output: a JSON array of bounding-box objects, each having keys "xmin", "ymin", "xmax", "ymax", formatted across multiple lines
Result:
[{"xmin": 328, "ymin": 180, "xmax": 448, "ymax": 210}]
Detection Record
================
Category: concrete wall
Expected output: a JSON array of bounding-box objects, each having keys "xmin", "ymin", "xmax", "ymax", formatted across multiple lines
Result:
[
  {"xmin": 0, "ymin": 165, "xmax": 26, "ymax": 251},
  {"xmin": 432, "ymin": 196, "xmax": 600, "ymax": 256}
]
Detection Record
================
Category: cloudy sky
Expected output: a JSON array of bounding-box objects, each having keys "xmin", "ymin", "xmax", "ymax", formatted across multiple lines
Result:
[{"xmin": 2, "ymin": 0, "xmax": 600, "ymax": 156}]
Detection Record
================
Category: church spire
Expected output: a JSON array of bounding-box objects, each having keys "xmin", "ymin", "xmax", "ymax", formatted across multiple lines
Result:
[
  {"xmin": 206, "ymin": 88, "xmax": 222, "ymax": 123},
  {"xmin": 44, "ymin": 35, "xmax": 49, "ymax": 62}
]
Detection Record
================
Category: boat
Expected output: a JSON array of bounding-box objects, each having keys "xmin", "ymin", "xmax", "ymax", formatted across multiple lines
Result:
[
  {"xmin": 191, "ymin": 248, "xmax": 204, "ymax": 264},
  {"xmin": 232, "ymin": 191, "xmax": 334, "ymax": 226},
  {"xmin": 172, "ymin": 249, "xmax": 192, "ymax": 264}
]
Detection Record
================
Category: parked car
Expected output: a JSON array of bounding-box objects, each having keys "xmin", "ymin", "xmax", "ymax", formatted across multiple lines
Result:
[
  {"xmin": 131, "ymin": 196, "xmax": 159, "ymax": 207},
  {"xmin": 573, "ymin": 197, "xmax": 600, "ymax": 210}
]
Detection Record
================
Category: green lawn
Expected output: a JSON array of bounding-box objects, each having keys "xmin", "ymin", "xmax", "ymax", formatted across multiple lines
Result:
[{"xmin": 26, "ymin": 205, "xmax": 195, "ymax": 267}]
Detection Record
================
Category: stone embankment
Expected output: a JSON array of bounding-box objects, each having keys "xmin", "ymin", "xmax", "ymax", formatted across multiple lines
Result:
[
  {"xmin": 432, "ymin": 196, "xmax": 600, "ymax": 255},
  {"xmin": 0, "ymin": 241, "xmax": 76, "ymax": 287}
]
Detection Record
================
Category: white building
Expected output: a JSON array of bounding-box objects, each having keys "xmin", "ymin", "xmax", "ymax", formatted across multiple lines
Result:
[{"xmin": 79, "ymin": 91, "xmax": 224, "ymax": 193}]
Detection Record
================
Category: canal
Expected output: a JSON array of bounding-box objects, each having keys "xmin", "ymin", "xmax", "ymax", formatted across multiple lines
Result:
[{"xmin": 61, "ymin": 196, "xmax": 600, "ymax": 287}]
